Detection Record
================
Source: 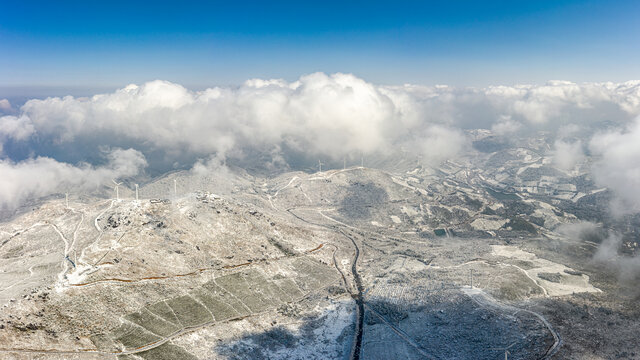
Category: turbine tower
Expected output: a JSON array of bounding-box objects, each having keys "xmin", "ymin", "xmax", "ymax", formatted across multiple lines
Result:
[
  {"xmin": 470, "ymin": 269, "xmax": 474, "ymax": 288},
  {"xmin": 318, "ymin": 160, "xmax": 324, "ymax": 172},
  {"xmin": 490, "ymin": 343, "xmax": 515, "ymax": 360},
  {"xmin": 135, "ymin": 184, "xmax": 139, "ymax": 201},
  {"xmin": 343, "ymin": 157, "xmax": 346, "ymax": 170},
  {"xmin": 174, "ymin": 179, "xmax": 177, "ymax": 196},
  {"xmin": 65, "ymin": 193, "xmax": 69, "ymax": 208},
  {"xmin": 112, "ymin": 179, "xmax": 122, "ymax": 201}
]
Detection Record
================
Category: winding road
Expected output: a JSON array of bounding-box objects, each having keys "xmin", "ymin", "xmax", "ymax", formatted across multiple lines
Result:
[{"xmin": 285, "ymin": 208, "xmax": 365, "ymax": 360}]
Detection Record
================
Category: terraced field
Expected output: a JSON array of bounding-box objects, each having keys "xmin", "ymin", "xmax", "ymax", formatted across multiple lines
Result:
[{"xmin": 89, "ymin": 257, "xmax": 339, "ymax": 358}]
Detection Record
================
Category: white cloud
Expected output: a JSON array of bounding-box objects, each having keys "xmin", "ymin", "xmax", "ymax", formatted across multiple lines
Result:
[
  {"xmin": 560, "ymin": 222, "xmax": 640, "ymax": 287},
  {"xmin": 553, "ymin": 139, "xmax": 585, "ymax": 171},
  {"xmin": 593, "ymin": 232, "xmax": 640, "ymax": 286},
  {"xmin": 0, "ymin": 115, "xmax": 35, "ymax": 154},
  {"xmin": 0, "ymin": 99, "xmax": 11, "ymax": 112},
  {"xmin": 18, "ymin": 76, "xmax": 389, "ymax": 156},
  {"xmin": 8, "ymin": 75, "xmax": 638, "ymax": 167},
  {"xmin": 491, "ymin": 115, "xmax": 522, "ymax": 135},
  {"xmin": 484, "ymin": 80, "xmax": 640, "ymax": 126},
  {"xmin": 1, "ymin": 74, "xmax": 640, "ymax": 210},
  {"xmin": 409, "ymin": 125, "xmax": 466, "ymax": 165},
  {"xmin": 0, "ymin": 148, "xmax": 147, "ymax": 210},
  {"xmin": 590, "ymin": 117, "xmax": 640, "ymax": 213},
  {"xmin": 11, "ymin": 74, "xmax": 466, "ymax": 164},
  {"xmin": 0, "ymin": 115, "xmax": 34, "ymax": 140},
  {"xmin": 557, "ymin": 221, "xmax": 602, "ymax": 241},
  {"xmin": 557, "ymin": 124, "xmax": 581, "ymax": 138}
]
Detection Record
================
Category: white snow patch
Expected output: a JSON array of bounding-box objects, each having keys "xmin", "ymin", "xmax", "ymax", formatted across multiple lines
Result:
[
  {"xmin": 470, "ymin": 218, "xmax": 507, "ymax": 231},
  {"xmin": 491, "ymin": 245, "xmax": 601, "ymax": 296}
]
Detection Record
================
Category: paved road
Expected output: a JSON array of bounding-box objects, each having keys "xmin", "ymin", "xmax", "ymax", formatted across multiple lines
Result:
[{"xmin": 286, "ymin": 208, "xmax": 365, "ymax": 360}]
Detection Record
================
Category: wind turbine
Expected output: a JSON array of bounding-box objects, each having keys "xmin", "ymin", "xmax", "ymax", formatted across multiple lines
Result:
[
  {"xmin": 490, "ymin": 343, "xmax": 516, "ymax": 360},
  {"xmin": 173, "ymin": 179, "xmax": 177, "ymax": 196},
  {"xmin": 470, "ymin": 269, "xmax": 474, "ymax": 288},
  {"xmin": 112, "ymin": 179, "xmax": 122, "ymax": 201},
  {"xmin": 135, "ymin": 184, "xmax": 139, "ymax": 202},
  {"xmin": 65, "ymin": 193, "xmax": 69, "ymax": 208},
  {"xmin": 343, "ymin": 157, "xmax": 346, "ymax": 170},
  {"xmin": 318, "ymin": 160, "xmax": 324, "ymax": 172}
]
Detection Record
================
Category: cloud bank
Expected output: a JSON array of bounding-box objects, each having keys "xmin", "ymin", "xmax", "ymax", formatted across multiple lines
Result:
[
  {"xmin": 1, "ymin": 73, "xmax": 640, "ymax": 209},
  {"xmin": 0, "ymin": 148, "xmax": 146, "ymax": 210},
  {"xmin": 0, "ymin": 99, "xmax": 11, "ymax": 112},
  {"xmin": 0, "ymin": 115, "xmax": 34, "ymax": 152},
  {"xmin": 553, "ymin": 139, "xmax": 585, "ymax": 171},
  {"xmin": 590, "ymin": 117, "xmax": 640, "ymax": 213},
  {"xmin": 4, "ymin": 75, "xmax": 640, "ymax": 164}
]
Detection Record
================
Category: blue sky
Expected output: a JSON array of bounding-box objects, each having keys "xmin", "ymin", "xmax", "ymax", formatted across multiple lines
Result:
[{"xmin": 1, "ymin": 0, "xmax": 639, "ymax": 93}]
